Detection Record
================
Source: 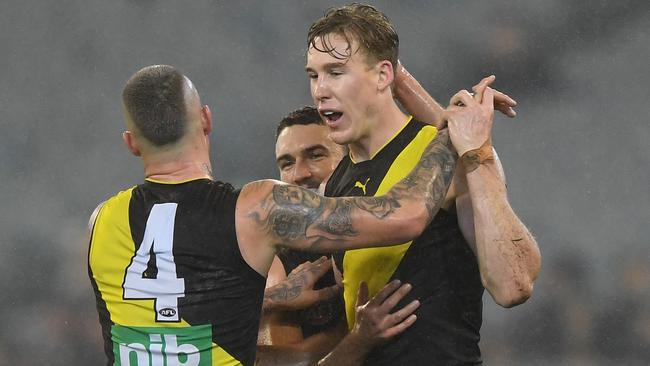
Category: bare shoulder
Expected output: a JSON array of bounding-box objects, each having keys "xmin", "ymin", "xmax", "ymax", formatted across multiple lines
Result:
[
  {"xmin": 240, "ymin": 179, "xmax": 280, "ymax": 199},
  {"xmin": 236, "ymin": 179, "xmax": 333, "ymax": 274},
  {"xmin": 235, "ymin": 179, "xmax": 282, "ymax": 271},
  {"xmin": 237, "ymin": 179, "xmax": 288, "ymax": 216}
]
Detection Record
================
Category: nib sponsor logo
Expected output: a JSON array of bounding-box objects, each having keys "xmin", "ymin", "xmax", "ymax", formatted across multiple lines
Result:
[{"xmin": 112, "ymin": 325, "xmax": 212, "ymax": 365}]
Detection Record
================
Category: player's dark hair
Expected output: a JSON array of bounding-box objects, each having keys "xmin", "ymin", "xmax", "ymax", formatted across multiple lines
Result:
[
  {"xmin": 275, "ymin": 106, "xmax": 323, "ymax": 141},
  {"xmin": 122, "ymin": 65, "xmax": 188, "ymax": 146},
  {"xmin": 307, "ymin": 3, "xmax": 399, "ymax": 71}
]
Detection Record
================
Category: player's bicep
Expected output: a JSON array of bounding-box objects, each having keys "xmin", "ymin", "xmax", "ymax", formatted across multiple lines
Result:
[
  {"xmin": 238, "ymin": 179, "xmax": 420, "ymax": 255},
  {"xmin": 237, "ymin": 180, "xmax": 342, "ymax": 253}
]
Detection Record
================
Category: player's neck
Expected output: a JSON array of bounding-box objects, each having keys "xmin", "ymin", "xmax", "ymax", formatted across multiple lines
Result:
[
  {"xmin": 145, "ymin": 162, "xmax": 213, "ymax": 183},
  {"xmin": 143, "ymin": 149, "xmax": 213, "ymax": 183},
  {"xmin": 348, "ymin": 102, "xmax": 410, "ymax": 162}
]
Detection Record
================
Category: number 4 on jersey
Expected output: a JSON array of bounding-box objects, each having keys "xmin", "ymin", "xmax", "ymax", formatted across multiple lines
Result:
[{"xmin": 123, "ymin": 203, "xmax": 185, "ymax": 322}]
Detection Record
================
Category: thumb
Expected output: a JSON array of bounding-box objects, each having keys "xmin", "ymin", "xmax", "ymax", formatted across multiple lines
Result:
[{"xmin": 313, "ymin": 258, "xmax": 334, "ymax": 280}]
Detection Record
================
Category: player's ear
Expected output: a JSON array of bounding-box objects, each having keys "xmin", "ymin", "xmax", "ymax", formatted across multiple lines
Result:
[
  {"xmin": 122, "ymin": 130, "xmax": 141, "ymax": 156},
  {"xmin": 376, "ymin": 60, "xmax": 394, "ymax": 92},
  {"xmin": 201, "ymin": 105, "xmax": 212, "ymax": 135}
]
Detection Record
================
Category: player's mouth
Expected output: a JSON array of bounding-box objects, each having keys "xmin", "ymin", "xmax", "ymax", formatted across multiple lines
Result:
[{"xmin": 319, "ymin": 109, "xmax": 344, "ymax": 127}]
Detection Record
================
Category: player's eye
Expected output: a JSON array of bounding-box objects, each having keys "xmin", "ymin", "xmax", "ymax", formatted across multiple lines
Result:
[{"xmin": 279, "ymin": 162, "xmax": 294, "ymax": 171}]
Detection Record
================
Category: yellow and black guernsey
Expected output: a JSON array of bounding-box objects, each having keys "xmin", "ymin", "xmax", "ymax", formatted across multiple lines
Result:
[
  {"xmin": 325, "ymin": 119, "xmax": 484, "ymax": 365},
  {"xmin": 88, "ymin": 179, "xmax": 265, "ymax": 366}
]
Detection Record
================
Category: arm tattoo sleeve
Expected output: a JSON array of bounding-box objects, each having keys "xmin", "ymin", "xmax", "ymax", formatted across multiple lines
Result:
[{"xmin": 250, "ymin": 129, "xmax": 457, "ymax": 250}]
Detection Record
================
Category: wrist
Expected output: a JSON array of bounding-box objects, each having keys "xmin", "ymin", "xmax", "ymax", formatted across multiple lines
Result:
[
  {"xmin": 345, "ymin": 330, "xmax": 374, "ymax": 355},
  {"xmin": 461, "ymin": 142, "xmax": 494, "ymax": 174}
]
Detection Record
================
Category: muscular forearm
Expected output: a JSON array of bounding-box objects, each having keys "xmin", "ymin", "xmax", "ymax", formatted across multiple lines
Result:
[
  {"xmin": 394, "ymin": 63, "xmax": 446, "ymax": 128},
  {"xmin": 465, "ymin": 165, "xmax": 541, "ymax": 307},
  {"xmin": 251, "ymin": 130, "xmax": 457, "ymax": 253}
]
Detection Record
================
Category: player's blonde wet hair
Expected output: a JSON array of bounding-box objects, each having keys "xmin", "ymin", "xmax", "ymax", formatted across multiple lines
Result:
[{"xmin": 307, "ymin": 3, "xmax": 399, "ymax": 70}]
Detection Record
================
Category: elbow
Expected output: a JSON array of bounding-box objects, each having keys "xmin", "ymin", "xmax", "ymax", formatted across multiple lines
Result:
[
  {"xmin": 485, "ymin": 276, "xmax": 535, "ymax": 308},
  {"xmin": 490, "ymin": 236, "xmax": 542, "ymax": 308}
]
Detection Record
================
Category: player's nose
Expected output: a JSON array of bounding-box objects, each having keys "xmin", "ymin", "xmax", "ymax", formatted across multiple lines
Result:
[
  {"xmin": 313, "ymin": 76, "xmax": 331, "ymax": 101},
  {"xmin": 293, "ymin": 159, "xmax": 313, "ymax": 185}
]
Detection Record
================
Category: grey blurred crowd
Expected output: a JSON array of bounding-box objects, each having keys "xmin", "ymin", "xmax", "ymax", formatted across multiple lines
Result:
[{"xmin": 1, "ymin": 0, "xmax": 648, "ymax": 364}]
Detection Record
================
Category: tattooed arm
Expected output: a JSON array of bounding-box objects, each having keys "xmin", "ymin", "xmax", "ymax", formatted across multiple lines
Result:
[{"xmin": 235, "ymin": 129, "xmax": 456, "ymax": 275}]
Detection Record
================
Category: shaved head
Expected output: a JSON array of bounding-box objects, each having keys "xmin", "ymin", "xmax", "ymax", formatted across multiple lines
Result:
[{"xmin": 122, "ymin": 65, "xmax": 192, "ymax": 147}]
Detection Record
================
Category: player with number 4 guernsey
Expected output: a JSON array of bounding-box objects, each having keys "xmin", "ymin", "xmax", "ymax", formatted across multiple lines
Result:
[
  {"xmin": 88, "ymin": 65, "xmax": 470, "ymax": 366},
  {"xmin": 88, "ymin": 181, "xmax": 261, "ymax": 366}
]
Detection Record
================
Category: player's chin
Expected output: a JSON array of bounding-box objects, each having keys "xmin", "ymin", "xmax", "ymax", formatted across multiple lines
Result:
[{"xmin": 328, "ymin": 129, "xmax": 353, "ymax": 146}]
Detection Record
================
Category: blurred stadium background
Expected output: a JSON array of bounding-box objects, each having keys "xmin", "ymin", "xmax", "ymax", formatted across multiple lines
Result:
[{"xmin": 0, "ymin": 1, "xmax": 648, "ymax": 364}]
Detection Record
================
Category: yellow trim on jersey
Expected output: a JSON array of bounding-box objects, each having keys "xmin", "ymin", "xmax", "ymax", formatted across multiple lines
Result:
[
  {"xmin": 90, "ymin": 187, "xmax": 168, "ymax": 327},
  {"xmin": 89, "ymin": 188, "xmax": 240, "ymax": 365},
  {"xmin": 349, "ymin": 115, "xmax": 414, "ymax": 164},
  {"xmin": 145, "ymin": 177, "xmax": 211, "ymax": 185},
  {"xmin": 342, "ymin": 124, "xmax": 438, "ymax": 328},
  {"xmin": 212, "ymin": 347, "xmax": 243, "ymax": 366}
]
